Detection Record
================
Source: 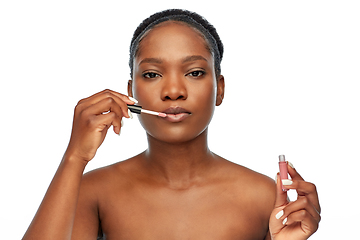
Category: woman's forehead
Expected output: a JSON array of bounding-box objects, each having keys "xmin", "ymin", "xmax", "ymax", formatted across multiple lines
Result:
[{"xmin": 135, "ymin": 22, "xmax": 213, "ymax": 65}]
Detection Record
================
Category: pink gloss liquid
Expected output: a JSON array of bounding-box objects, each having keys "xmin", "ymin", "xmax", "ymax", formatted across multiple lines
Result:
[{"xmin": 279, "ymin": 155, "xmax": 289, "ymax": 192}]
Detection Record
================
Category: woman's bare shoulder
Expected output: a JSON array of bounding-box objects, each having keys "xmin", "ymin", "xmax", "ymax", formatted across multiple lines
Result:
[
  {"xmin": 80, "ymin": 155, "xmax": 142, "ymax": 188},
  {"xmin": 214, "ymin": 154, "xmax": 276, "ymax": 199}
]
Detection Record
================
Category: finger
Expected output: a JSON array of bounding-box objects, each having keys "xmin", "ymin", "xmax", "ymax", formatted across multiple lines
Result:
[
  {"xmin": 78, "ymin": 90, "xmax": 133, "ymax": 118},
  {"xmin": 286, "ymin": 162, "xmax": 320, "ymax": 212},
  {"xmin": 108, "ymin": 90, "xmax": 137, "ymax": 104},
  {"xmin": 274, "ymin": 173, "xmax": 289, "ymax": 208},
  {"xmin": 287, "ymin": 163, "xmax": 304, "ymax": 181},
  {"xmin": 90, "ymin": 111, "xmax": 122, "ymax": 135},
  {"xmin": 80, "ymin": 89, "xmax": 136, "ymax": 105},
  {"xmin": 81, "ymin": 97, "xmax": 124, "ymax": 135},
  {"xmin": 279, "ymin": 196, "xmax": 321, "ymax": 223},
  {"xmin": 282, "ymin": 180, "xmax": 321, "ymax": 214},
  {"xmin": 283, "ymin": 209, "xmax": 319, "ymax": 236},
  {"xmin": 83, "ymin": 96, "xmax": 124, "ymax": 119},
  {"xmin": 98, "ymin": 100, "xmax": 123, "ymax": 135}
]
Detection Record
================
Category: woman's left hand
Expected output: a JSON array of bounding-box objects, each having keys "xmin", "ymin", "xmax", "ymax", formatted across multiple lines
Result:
[{"xmin": 269, "ymin": 163, "xmax": 321, "ymax": 240}]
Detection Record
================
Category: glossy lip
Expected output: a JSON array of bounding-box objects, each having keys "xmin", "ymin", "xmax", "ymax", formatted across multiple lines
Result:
[{"xmin": 162, "ymin": 107, "xmax": 191, "ymax": 122}]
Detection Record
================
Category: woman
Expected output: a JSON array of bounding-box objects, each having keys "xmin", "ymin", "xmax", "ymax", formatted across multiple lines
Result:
[{"xmin": 23, "ymin": 9, "xmax": 320, "ymax": 240}]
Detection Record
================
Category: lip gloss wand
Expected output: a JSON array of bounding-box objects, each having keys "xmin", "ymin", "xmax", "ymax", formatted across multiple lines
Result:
[{"xmin": 127, "ymin": 105, "xmax": 167, "ymax": 118}]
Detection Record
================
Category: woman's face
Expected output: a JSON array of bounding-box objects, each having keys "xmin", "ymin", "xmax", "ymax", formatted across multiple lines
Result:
[{"xmin": 129, "ymin": 21, "xmax": 224, "ymax": 143}]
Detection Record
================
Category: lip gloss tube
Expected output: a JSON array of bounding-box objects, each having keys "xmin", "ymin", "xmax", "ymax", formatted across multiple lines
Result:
[{"xmin": 279, "ymin": 155, "xmax": 289, "ymax": 192}]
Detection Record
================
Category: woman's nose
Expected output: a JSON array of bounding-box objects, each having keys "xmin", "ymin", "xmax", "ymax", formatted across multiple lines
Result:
[{"xmin": 161, "ymin": 75, "xmax": 188, "ymax": 101}]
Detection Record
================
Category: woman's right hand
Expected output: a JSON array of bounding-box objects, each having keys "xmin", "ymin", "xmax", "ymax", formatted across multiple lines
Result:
[{"xmin": 65, "ymin": 89, "xmax": 136, "ymax": 163}]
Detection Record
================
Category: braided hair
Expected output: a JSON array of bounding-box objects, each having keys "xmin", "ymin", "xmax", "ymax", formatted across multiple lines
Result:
[{"xmin": 129, "ymin": 9, "xmax": 224, "ymax": 78}]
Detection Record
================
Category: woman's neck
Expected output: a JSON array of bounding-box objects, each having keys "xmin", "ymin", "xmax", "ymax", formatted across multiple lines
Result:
[{"xmin": 143, "ymin": 128, "xmax": 216, "ymax": 189}]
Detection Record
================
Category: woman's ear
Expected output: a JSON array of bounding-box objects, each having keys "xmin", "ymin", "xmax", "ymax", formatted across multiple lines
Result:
[
  {"xmin": 128, "ymin": 80, "xmax": 133, "ymax": 97},
  {"xmin": 216, "ymin": 75, "xmax": 225, "ymax": 106}
]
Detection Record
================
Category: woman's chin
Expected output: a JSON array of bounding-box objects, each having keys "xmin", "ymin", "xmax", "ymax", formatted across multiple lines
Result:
[{"xmin": 145, "ymin": 125, "xmax": 208, "ymax": 145}]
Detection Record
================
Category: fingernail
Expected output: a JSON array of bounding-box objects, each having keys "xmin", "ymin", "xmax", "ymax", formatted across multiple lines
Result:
[
  {"xmin": 275, "ymin": 210, "xmax": 284, "ymax": 219},
  {"xmin": 282, "ymin": 217, "xmax": 288, "ymax": 225},
  {"xmin": 128, "ymin": 109, "xmax": 133, "ymax": 119},
  {"xmin": 117, "ymin": 125, "xmax": 121, "ymax": 136},
  {"xmin": 287, "ymin": 161, "xmax": 295, "ymax": 169},
  {"xmin": 282, "ymin": 179, "xmax": 293, "ymax": 185},
  {"xmin": 128, "ymin": 96, "xmax": 138, "ymax": 104}
]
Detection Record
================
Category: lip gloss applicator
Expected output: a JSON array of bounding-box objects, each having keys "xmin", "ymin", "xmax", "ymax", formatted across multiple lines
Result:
[
  {"xmin": 279, "ymin": 155, "xmax": 289, "ymax": 192},
  {"xmin": 127, "ymin": 104, "xmax": 167, "ymax": 118}
]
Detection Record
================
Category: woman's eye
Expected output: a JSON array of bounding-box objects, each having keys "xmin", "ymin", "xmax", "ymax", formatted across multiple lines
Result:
[
  {"xmin": 188, "ymin": 70, "xmax": 205, "ymax": 77},
  {"xmin": 143, "ymin": 72, "xmax": 160, "ymax": 79}
]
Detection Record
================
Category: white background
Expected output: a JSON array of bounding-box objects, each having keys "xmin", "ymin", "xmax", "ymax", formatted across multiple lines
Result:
[{"xmin": 1, "ymin": 1, "xmax": 359, "ymax": 239}]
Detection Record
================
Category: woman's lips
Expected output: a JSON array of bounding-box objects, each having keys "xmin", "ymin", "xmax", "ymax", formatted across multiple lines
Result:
[
  {"xmin": 162, "ymin": 107, "xmax": 191, "ymax": 123},
  {"xmin": 165, "ymin": 112, "xmax": 191, "ymax": 122}
]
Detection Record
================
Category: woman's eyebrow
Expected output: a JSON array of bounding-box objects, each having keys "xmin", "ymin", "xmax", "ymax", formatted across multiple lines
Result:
[
  {"xmin": 182, "ymin": 55, "xmax": 208, "ymax": 63},
  {"xmin": 139, "ymin": 58, "xmax": 163, "ymax": 65}
]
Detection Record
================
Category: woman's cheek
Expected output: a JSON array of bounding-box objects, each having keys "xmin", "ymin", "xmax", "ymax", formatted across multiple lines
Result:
[
  {"xmin": 132, "ymin": 79, "xmax": 157, "ymax": 104},
  {"xmin": 190, "ymin": 81, "xmax": 217, "ymax": 125}
]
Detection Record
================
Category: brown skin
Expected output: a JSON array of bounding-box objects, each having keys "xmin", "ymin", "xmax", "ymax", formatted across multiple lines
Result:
[{"xmin": 23, "ymin": 22, "xmax": 320, "ymax": 240}]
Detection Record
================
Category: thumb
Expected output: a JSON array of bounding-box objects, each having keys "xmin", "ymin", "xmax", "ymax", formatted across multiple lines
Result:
[{"xmin": 275, "ymin": 173, "xmax": 289, "ymax": 208}]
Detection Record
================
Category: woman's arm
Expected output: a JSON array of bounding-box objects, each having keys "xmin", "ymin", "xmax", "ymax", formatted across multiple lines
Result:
[
  {"xmin": 22, "ymin": 154, "xmax": 87, "ymax": 240},
  {"xmin": 22, "ymin": 90, "xmax": 135, "ymax": 240}
]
